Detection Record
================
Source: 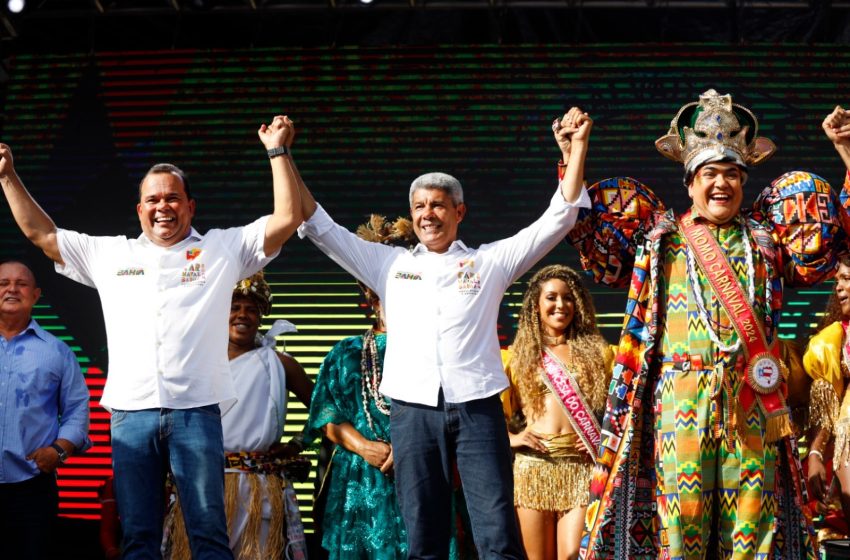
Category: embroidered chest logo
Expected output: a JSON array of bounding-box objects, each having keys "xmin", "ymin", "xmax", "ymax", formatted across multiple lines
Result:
[
  {"xmin": 116, "ymin": 267, "xmax": 145, "ymax": 276},
  {"xmin": 394, "ymin": 271, "xmax": 422, "ymax": 281},
  {"xmin": 181, "ymin": 262, "xmax": 206, "ymax": 286},
  {"xmin": 186, "ymin": 248, "xmax": 202, "ymax": 260},
  {"xmin": 456, "ymin": 259, "xmax": 481, "ymax": 295}
]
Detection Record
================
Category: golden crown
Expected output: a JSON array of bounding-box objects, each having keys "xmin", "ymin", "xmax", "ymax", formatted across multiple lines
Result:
[{"xmin": 655, "ymin": 89, "xmax": 776, "ymax": 171}]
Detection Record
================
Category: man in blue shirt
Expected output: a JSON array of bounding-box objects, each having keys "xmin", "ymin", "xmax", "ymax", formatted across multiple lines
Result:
[{"xmin": 0, "ymin": 260, "xmax": 90, "ymax": 560}]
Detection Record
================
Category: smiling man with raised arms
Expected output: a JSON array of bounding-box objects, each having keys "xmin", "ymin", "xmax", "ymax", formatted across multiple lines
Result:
[
  {"xmin": 565, "ymin": 92, "xmax": 850, "ymax": 560},
  {"xmin": 280, "ymin": 111, "xmax": 592, "ymax": 558},
  {"xmin": 0, "ymin": 115, "xmax": 301, "ymax": 560}
]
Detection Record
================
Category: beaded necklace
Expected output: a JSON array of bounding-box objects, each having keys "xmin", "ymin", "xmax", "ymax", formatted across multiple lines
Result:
[
  {"xmin": 360, "ymin": 328, "xmax": 390, "ymax": 440},
  {"xmin": 684, "ymin": 219, "xmax": 755, "ymax": 354}
]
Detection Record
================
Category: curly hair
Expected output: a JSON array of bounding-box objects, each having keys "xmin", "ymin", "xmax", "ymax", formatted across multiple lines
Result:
[
  {"xmin": 817, "ymin": 254, "xmax": 850, "ymax": 330},
  {"xmin": 509, "ymin": 264, "xmax": 609, "ymax": 423}
]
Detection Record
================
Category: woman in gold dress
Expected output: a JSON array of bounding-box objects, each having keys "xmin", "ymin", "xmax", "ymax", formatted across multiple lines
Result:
[
  {"xmin": 502, "ymin": 264, "xmax": 613, "ymax": 560},
  {"xmin": 804, "ymin": 254, "xmax": 850, "ymax": 524}
]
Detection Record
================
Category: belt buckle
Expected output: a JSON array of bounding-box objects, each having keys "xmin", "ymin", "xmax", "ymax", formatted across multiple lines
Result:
[
  {"xmin": 673, "ymin": 354, "xmax": 703, "ymax": 372},
  {"xmin": 671, "ymin": 357, "xmax": 690, "ymax": 372}
]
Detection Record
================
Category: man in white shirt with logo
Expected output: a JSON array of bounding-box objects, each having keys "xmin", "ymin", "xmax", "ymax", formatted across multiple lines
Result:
[
  {"xmin": 293, "ymin": 111, "xmax": 593, "ymax": 558},
  {"xmin": 0, "ymin": 116, "xmax": 301, "ymax": 560}
]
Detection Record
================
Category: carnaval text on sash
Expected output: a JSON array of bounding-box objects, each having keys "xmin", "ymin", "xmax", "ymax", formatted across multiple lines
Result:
[
  {"xmin": 541, "ymin": 349, "xmax": 602, "ymax": 460},
  {"xmin": 678, "ymin": 210, "xmax": 790, "ymax": 443}
]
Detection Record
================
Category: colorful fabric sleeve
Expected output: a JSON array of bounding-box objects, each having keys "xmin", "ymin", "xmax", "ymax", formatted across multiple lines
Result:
[
  {"xmin": 751, "ymin": 171, "xmax": 849, "ymax": 287},
  {"xmin": 564, "ymin": 177, "xmax": 666, "ymax": 288},
  {"xmin": 839, "ymin": 169, "xmax": 850, "ymax": 211}
]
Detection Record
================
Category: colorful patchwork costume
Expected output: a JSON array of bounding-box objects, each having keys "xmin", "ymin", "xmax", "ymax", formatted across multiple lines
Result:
[{"xmin": 570, "ymin": 90, "xmax": 850, "ymax": 560}]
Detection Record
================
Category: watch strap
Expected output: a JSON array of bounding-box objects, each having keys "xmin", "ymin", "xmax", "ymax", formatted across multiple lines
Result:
[
  {"xmin": 50, "ymin": 442, "xmax": 68, "ymax": 463},
  {"xmin": 267, "ymin": 146, "xmax": 290, "ymax": 158}
]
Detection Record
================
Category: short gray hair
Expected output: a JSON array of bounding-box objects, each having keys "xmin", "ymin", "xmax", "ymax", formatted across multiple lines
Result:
[{"xmin": 408, "ymin": 172, "xmax": 464, "ymax": 207}]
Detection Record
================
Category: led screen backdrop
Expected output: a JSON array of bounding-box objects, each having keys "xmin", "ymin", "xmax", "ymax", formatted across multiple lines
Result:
[{"xmin": 1, "ymin": 44, "xmax": 848, "ymax": 525}]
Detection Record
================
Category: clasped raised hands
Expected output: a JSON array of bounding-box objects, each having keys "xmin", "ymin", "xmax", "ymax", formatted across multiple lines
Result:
[
  {"xmin": 258, "ymin": 115, "xmax": 295, "ymax": 151},
  {"xmin": 553, "ymin": 107, "xmax": 593, "ymax": 162}
]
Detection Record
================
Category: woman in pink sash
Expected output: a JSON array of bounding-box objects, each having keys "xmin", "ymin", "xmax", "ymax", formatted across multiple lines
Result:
[{"xmin": 502, "ymin": 264, "xmax": 613, "ymax": 560}]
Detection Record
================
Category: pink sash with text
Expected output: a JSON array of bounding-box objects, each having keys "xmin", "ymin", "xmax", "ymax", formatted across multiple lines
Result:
[{"xmin": 541, "ymin": 349, "xmax": 602, "ymax": 461}]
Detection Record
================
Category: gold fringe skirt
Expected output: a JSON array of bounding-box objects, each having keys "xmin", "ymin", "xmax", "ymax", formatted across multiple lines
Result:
[
  {"xmin": 166, "ymin": 471, "xmax": 286, "ymax": 560},
  {"xmin": 513, "ymin": 432, "xmax": 593, "ymax": 513}
]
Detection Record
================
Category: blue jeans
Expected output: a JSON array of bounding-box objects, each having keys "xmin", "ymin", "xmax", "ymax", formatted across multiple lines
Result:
[
  {"xmin": 391, "ymin": 391, "xmax": 524, "ymax": 560},
  {"xmin": 111, "ymin": 406, "xmax": 232, "ymax": 560}
]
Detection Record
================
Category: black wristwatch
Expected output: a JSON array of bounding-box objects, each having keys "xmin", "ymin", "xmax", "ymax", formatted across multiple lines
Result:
[
  {"xmin": 50, "ymin": 442, "xmax": 68, "ymax": 463},
  {"xmin": 267, "ymin": 146, "xmax": 290, "ymax": 159}
]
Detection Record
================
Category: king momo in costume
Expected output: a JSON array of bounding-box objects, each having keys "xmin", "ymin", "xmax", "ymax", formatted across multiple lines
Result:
[{"xmin": 560, "ymin": 91, "xmax": 850, "ymax": 560}]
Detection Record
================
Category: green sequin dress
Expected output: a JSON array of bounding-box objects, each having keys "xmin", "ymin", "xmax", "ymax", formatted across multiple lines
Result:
[{"xmin": 303, "ymin": 332, "xmax": 408, "ymax": 559}]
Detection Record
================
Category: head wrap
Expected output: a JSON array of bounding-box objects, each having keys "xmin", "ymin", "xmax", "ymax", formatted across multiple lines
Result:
[
  {"xmin": 654, "ymin": 89, "xmax": 776, "ymax": 185},
  {"xmin": 233, "ymin": 270, "xmax": 272, "ymax": 316}
]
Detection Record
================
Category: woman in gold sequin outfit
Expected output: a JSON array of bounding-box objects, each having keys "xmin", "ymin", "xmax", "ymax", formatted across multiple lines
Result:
[
  {"xmin": 804, "ymin": 254, "xmax": 850, "ymax": 525},
  {"xmin": 501, "ymin": 264, "xmax": 613, "ymax": 560}
]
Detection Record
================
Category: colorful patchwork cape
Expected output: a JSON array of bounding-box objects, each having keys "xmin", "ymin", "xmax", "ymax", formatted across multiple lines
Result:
[{"xmin": 567, "ymin": 171, "xmax": 850, "ymax": 560}]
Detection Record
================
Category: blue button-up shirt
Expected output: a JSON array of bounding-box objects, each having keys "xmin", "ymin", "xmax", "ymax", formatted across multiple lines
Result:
[{"xmin": 0, "ymin": 319, "xmax": 90, "ymax": 483}]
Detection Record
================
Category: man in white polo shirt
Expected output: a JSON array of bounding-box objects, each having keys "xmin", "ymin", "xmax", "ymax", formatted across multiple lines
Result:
[
  {"xmin": 291, "ymin": 111, "xmax": 593, "ymax": 558},
  {"xmin": 0, "ymin": 116, "xmax": 301, "ymax": 559}
]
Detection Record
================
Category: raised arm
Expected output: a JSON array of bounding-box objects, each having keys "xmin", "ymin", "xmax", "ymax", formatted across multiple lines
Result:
[
  {"xmin": 280, "ymin": 126, "xmax": 317, "ymax": 222},
  {"xmin": 281, "ymin": 119, "xmax": 395, "ymax": 294},
  {"xmin": 479, "ymin": 112, "xmax": 593, "ymax": 284},
  {"xmin": 823, "ymin": 105, "xmax": 850, "ymax": 174},
  {"xmin": 0, "ymin": 144, "xmax": 62, "ymax": 263},
  {"xmin": 257, "ymin": 115, "xmax": 303, "ymax": 257},
  {"xmin": 553, "ymin": 106, "xmax": 592, "ymax": 204},
  {"xmin": 260, "ymin": 114, "xmax": 318, "ymax": 223}
]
